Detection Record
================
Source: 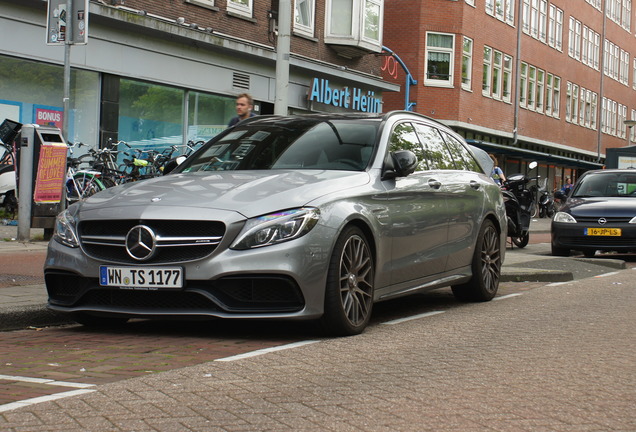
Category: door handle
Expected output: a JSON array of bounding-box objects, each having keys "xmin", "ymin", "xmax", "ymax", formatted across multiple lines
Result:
[
  {"xmin": 470, "ymin": 180, "xmax": 480, "ymax": 190},
  {"xmin": 428, "ymin": 179, "xmax": 442, "ymax": 189}
]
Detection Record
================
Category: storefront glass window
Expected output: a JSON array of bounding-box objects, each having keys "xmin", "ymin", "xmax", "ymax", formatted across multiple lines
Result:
[
  {"xmin": 0, "ymin": 55, "xmax": 99, "ymax": 148},
  {"xmin": 187, "ymin": 91, "xmax": 235, "ymax": 150},
  {"xmin": 119, "ymin": 79, "xmax": 184, "ymax": 153}
]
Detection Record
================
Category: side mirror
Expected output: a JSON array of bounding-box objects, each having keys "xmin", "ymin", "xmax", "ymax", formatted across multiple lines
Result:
[
  {"xmin": 554, "ymin": 190, "xmax": 566, "ymax": 200},
  {"xmin": 382, "ymin": 150, "xmax": 418, "ymax": 180}
]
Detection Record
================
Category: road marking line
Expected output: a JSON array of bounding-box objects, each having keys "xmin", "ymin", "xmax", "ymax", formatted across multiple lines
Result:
[
  {"xmin": 595, "ymin": 272, "xmax": 620, "ymax": 278},
  {"xmin": 0, "ymin": 374, "xmax": 95, "ymax": 388},
  {"xmin": 547, "ymin": 281, "xmax": 572, "ymax": 286},
  {"xmin": 0, "ymin": 389, "xmax": 96, "ymax": 413},
  {"xmin": 382, "ymin": 310, "xmax": 445, "ymax": 325},
  {"xmin": 493, "ymin": 293, "xmax": 523, "ymax": 301},
  {"xmin": 215, "ymin": 340, "xmax": 320, "ymax": 362}
]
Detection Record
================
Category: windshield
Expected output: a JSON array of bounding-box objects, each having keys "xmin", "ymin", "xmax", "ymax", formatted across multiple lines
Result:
[
  {"xmin": 178, "ymin": 119, "xmax": 379, "ymax": 173},
  {"xmin": 571, "ymin": 172, "xmax": 636, "ymax": 197}
]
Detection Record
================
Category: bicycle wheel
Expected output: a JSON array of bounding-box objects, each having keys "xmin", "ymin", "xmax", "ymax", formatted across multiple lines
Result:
[{"xmin": 73, "ymin": 172, "xmax": 106, "ymax": 200}]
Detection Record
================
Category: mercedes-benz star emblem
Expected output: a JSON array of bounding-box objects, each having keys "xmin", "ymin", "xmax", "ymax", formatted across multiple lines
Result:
[
  {"xmin": 126, "ymin": 225, "xmax": 157, "ymax": 261},
  {"xmin": 597, "ymin": 218, "xmax": 607, "ymax": 225}
]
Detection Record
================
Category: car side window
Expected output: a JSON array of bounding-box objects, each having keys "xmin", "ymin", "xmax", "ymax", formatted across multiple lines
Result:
[
  {"xmin": 440, "ymin": 131, "xmax": 482, "ymax": 172},
  {"xmin": 389, "ymin": 122, "xmax": 428, "ymax": 171},
  {"xmin": 412, "ymin": 123, "xmax": 454, "ymax": 170}
]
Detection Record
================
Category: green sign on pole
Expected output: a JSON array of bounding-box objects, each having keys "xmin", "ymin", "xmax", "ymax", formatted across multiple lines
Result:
[{"xmin": 46, "ymin": 0, "xmax": 89, "ymax": 45}]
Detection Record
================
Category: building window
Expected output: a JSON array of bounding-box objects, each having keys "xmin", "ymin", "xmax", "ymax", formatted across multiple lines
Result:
[
  {"xmin": 519, "ymin": 62, "xmax": 528, "ymax": 107},
  {"xmin": 486, "ymin": 0, "xmax": 515, "ymax": 24},
  {"xmin": 527, "ymin": 65, "xmax": 536, "ymax": 110},
  {"xmin": 425, "ymin": 32, "xmax": 454, "ymax": 87},
  {"xmin": 633, "ymin": 58, "xmax": 636, "ymax": 90},
  {"xmin": 362, "ymin": 0, "xmax": 382, "ymax": 42},
  {"xmin": 502, "ymin": 55, "xmax": 512, "ymax": 102},
  {"xmin": 294, "ymin": 0, "xmax": 315, "ymax": 37},
  {"xmin": 552, "ymin": 76, "xmax": 561, "ymax": 118},
  {"xmin": 547, "ymin": 4, "xmax": 563, "ymax": 51},
  {"xmin": 462, "ymin": 37, "xmax": 473, "ymax": 90},
  {"xmin": 325, "ymin": 0, "xmax": 383, "ymax": 55},
  {"xmin": 227, "ymin": 0, "xmax": 253, "ymax": 18},
  {"xmin": 535, "ymin": 69, "xmax": 545, "ymax": 112},
  {"xmin": 482, "ymin": 46, "xmax": 492, "ymax": 96},
  {"xmin": 568, "ymin": 17, "xmax": 582, "ymax": 60},
  {"xmin": 492, "ymin": 51, "xmax": 503, "ymax": 99}
]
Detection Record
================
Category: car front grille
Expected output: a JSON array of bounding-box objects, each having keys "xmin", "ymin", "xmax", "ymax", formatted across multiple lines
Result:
[
  {"xmin": 561, "ymin": 236, "xmax": 635, "ymax": 247},
  {"xmin": 575, "ymin": 217, "xmax": 634, "ymax": 224},
  {"xmin": 78, "ymin": 219, "xmax": 226, "ymax": 264},
  {"xmin": 46, "ymin": 271, "xmax": 305, "ymax": 314}
]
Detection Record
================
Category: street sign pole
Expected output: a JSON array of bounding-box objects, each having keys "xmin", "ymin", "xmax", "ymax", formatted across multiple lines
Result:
[{"xmin": 62, "ymin": 0, "xmax": 73, "ymax": 140}]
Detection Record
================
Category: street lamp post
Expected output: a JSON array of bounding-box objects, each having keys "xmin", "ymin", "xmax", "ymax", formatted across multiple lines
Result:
[{"xmin": 625, "ymin": 119, "xmax": 636, "ymax": 147}]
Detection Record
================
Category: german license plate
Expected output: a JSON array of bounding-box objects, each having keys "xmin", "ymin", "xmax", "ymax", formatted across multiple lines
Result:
[
  {"xmin": 99, "ymin": 266, "xmax": 183, "ymax": 289},
  {"xmin": 585, "ymin": 227, "xmax": 621, "ymax": 236}
]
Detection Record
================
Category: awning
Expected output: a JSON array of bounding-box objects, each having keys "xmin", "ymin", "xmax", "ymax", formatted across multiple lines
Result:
[{"xmin": 466, "ymin": 140, "xmax": 604, "ymax": 171}]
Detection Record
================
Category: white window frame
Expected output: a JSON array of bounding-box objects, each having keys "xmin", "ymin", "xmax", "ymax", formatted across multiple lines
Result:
[
  {"xmin": 425, "ymin": 32, "xmax": 455, "ymax": 88},
  {"xmin": 520, "ymin": 62, "xmax": 528, "ymax": 107},
  {"xmin": 324, "ymin": 0, "xmax": 384, "ymax": 53},
  {"xmin": 361, "ymin": 0, "xmax": 383, "ymax": 45},
  {"xmin": 294, "ymin": 0, "xmax": 316, "ymax": 37},
  {"xmin": 552, "ymin": 76, "xmax": 561, "ymax": 118},
  {"xmin": 503, "ymin": 54, "xmax": 513, "ymax": 103},
  {"xmin": 527, "ymin": 65, "xmax": 536, "ymax": 110},
  {"xmin": 535, "ymin": 68, "xmax": 545, "ymax": 112},
  {"xmin": 227, "ymin": 0, "xmax": 253, "ymax": 18},
  {"xmin": 462, "ymin": 36, "xmax": 473, "ymax": 91},
  {"xmin": 565, "ymin": 82, "xmax": 572, "ymax": 122},
  {"xmin": 482, "ymin": 46, "xmax": 492, "ymax": 96},
  {"xmin": 185, "ymin": 0, "xmax": 216, "ymax": 9}
]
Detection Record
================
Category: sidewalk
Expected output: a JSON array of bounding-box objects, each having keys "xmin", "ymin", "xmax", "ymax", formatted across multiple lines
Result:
[{"xmin": 0, "ymin": 218, "xmax": 627, "ymax": 331}]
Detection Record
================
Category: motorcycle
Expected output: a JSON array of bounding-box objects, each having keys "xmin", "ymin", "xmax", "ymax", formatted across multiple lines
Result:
[
  {"xmin": 501, "ymin": 161, "xmax": 538, "ymax": 248},
  {"xmin": 537, "ymin": 178, "xmax": 556, "ymax": 218}
]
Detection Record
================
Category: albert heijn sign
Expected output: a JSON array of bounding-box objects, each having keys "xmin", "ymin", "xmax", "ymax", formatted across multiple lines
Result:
[{"xmin": 309, "ymin": 78, "xmax": 382, "ymax": 113}]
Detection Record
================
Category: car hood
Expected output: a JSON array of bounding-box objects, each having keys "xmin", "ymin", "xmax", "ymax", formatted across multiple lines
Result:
[
  {"xmin": 564, "ymin": 197, "xmax": 636, "ymax": 218},
  {"xmin": 76, "ymin": 170, "xmax": 371, "ymax": 218}
]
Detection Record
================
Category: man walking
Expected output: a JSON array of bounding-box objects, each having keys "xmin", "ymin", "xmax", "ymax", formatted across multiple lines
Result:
[{"xmin": 227, "ymin": 93, "xmax": 257, "ymax": 127}]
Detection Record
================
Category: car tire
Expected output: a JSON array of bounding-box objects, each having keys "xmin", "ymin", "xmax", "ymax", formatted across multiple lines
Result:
[
  {"xmin": 511, "ymin": 231, "xmax": 529, "ymax": 248},
  {"xmin": 320, "ymin": 226, "xmax": 374, "ymax": 336},
  {"xmin": 583, "ymin": 249, "xmax": 596, "ymax": 258},
  {"xmin": 451, "ymin": 219, "xmax": 501, "ymax": 303},
  {"xmin": 551, "ymin": 244, "xmax": 570, "ymax": 256},
  {"xmin": 70, "ymin": 312, "xmax": 129, "ymax": 327}
]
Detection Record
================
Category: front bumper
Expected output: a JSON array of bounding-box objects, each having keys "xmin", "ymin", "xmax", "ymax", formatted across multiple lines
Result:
[
  {"xmin": 44, "ymin": 230, "xmax": 333, "ymax": 321},
  {"xmin": 551, "ymin": 222, "xmax": 636, "ymax": 252}
]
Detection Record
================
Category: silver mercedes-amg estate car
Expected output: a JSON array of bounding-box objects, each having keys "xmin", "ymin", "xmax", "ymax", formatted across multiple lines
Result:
[{"xmin": 46, "ymin": 111, "xmax": 507, "ymax": 336}]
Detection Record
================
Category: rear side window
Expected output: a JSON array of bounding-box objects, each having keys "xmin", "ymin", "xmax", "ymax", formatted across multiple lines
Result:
[
  {"xmin": 412, "ymin": 123, "xmax": 455, "ymax": 170},
  {"xmin": 440, "ymin": 131, "xmax": 482, "ymax": 172}
]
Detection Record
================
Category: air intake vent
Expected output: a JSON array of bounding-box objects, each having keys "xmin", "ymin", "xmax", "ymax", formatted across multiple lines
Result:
[{"xmin": 232, "ymin": 72, "xmax": 250, "ymax": 90}]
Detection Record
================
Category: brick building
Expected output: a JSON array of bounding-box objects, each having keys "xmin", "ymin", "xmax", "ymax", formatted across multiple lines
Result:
[
  {"xmin": 1, "ymin": 0, "xmax": 396, "ymax": 153},
  {"xmin": 382, "ymin": 0, "xmax": 635, "ymax": 188}
]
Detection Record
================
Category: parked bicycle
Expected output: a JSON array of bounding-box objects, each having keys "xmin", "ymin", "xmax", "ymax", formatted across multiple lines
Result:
[{"xmin": 65, "ymin": 143, "xmax": 109, "ymax": 204}]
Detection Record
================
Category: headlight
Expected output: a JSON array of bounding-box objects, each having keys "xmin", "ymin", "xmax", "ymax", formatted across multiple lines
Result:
[
  {"xmin": 630, "ymin": 216, "xmax": 636, "ymax": 224},
  {"xmin": 53, "ymin": 209, "xmax": 80, "ymax": 248},
  {"xmin": 553, "ymin": 211, "xmax": 577, "ymax": 223},
  {"xmin": 231, "ymin": 208, "xmax": 320, "ymax": 250}
]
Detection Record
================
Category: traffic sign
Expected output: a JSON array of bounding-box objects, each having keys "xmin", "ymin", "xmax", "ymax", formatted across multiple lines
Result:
[{"xmin": 46, "ymin": 0, "xmax": 89, "ymax": 45}]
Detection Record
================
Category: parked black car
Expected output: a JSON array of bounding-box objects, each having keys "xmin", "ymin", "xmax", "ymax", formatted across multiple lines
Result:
[{"xmin": 551, "ymin": 169, "xmax": 636, "ymax": 257}]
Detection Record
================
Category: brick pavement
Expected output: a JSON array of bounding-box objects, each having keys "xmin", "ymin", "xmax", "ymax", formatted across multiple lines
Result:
[{"xmin": 0, "ymin": 269, "xmax": 634, "ymax": 431}]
